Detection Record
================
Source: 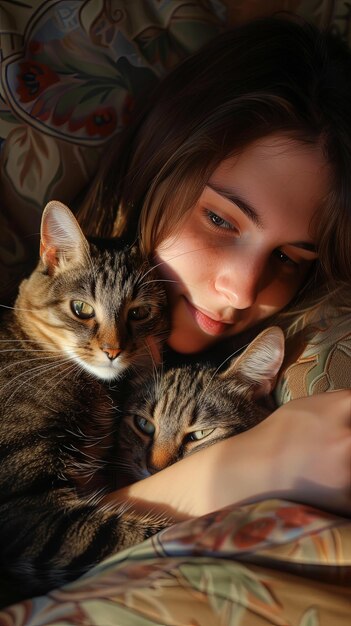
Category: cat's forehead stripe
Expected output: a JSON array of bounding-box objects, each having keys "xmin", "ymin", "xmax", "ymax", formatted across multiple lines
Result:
[{"xmin": 156, "ymin": 368, "xmax": 201, "ymax": 425}]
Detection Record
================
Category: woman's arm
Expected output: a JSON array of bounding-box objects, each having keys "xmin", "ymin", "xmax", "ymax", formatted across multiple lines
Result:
[{"xmin": 105, "ymin": 390, "xmax": 351, "ymax": 520}]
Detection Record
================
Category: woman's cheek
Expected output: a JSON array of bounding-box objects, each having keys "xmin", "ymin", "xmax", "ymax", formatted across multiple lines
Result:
[{"xmin": 259, "ymin": 278, "xmax": 298, "ymax": 314}]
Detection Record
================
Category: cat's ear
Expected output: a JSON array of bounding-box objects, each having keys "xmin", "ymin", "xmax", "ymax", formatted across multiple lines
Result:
[
  {"xmin": 220, "ymin": 326, "xmax": 285, "ymax": 398},
  {"xmin": 40, "ymin": 201, "xmax": 89, "ymax": 273}
]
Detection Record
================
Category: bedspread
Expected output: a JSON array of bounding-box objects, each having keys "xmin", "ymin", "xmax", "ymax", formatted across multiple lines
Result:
[{"xmin": 1, "ymin": 499, "xmax": 351, "ymax": 625}]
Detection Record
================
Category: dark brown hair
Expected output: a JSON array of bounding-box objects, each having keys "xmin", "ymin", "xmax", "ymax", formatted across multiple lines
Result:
[{"xmin": 78, "ymin": 15, "xmax": 351, "ymax": 307}]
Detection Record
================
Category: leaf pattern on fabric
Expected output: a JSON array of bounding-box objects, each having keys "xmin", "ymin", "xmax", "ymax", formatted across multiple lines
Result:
[
  {"xmin": 299, "ymin": 607, "xmax": 320, "ymax": 626},
  {"xmin": 1, "ymin": 499, "xmax": 351, "ymax": 624},
  {"xmin": 0, "ymin": 0, "xmax": 226, "ymax": 304},
  {"xmin": 2, "ymin": 0, "xmax": 224, "ymax": 145},
  {"xmin": 275, "ymin": 311, "xmax": 351, "ymax": 404},
  {"xmin": 2, "ymin": 125, "xmax": 61, "ymax": 206},
  {"xmin": 156, "ymin": 500, "xmax": 346, "ymax": 560}
]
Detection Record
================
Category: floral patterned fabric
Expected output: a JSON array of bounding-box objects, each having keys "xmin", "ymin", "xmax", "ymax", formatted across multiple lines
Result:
[
  {"xmin": 1, "ymin": 1, "xmax": 351, "ymax": 624},
  {"xmin": 0, "ymin": 0, "xmax": 226, "ymax": 303},
  {"xmin": 275, "ymin": 310, "xmax": 351, "ymax": 404},
  {"xmin": 1, "ymin": 499, "xmax": 351, "ymax": 625}
]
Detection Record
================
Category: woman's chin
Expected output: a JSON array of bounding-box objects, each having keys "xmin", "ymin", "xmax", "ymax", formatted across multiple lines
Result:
[{"xmin": 166, "ymin": 328, "xmax": 217, "ymax": 354}]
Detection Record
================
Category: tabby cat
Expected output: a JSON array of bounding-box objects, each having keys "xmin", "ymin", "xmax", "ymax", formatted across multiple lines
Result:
[
  {"xmin": 114, "ymin": 326, "xmax": 284, "ymax": 485},
  {"xmin": 0, "ymin": 201, "xmax": 169, "ymax": 606}
]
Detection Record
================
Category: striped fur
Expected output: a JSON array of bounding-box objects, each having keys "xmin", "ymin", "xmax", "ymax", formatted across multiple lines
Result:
[
  {"xmin": 0, "ymin": 202, "xmax": 169, "ymax": 606},
  {"xmin": 115, "ymin": 327, "xmax": 284, "ymax": 483}
]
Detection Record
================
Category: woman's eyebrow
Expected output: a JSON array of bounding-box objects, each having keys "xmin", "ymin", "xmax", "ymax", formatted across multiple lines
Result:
[
  {"xmin": 206, "ymin": 183, "xmax": 317, "ymax": 252},
  {"xmin": 288, "ymin": 241, "xmax": 317, "ymax": 252},
  {"xmin": 207, "ymin": 182, "xmax": 263, "ymax": 228}
]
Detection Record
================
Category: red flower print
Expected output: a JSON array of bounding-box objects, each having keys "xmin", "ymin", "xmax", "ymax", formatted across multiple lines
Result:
[
  {"xmin": 17, "ymin": 61, "xmax": 59, "ymax": 102},
  {"xmin": 233, "ymin": 516, "xmax": 276, "ymax": 548},
  {"xmin": 31, "ymin": 98, "xmax": 51, "ymax": 121},
  {"xmin": 276, "ymin": 505, "xmax": 320, "ymax": 529},
  {"xmin": 85, "ymin": 106, "xmax": 117, "ymax": 137}
]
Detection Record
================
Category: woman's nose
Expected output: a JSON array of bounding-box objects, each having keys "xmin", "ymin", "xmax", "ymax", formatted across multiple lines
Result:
[{"xmin": 214, "ymin": 258, "xmax": 262, "ymax": 309}]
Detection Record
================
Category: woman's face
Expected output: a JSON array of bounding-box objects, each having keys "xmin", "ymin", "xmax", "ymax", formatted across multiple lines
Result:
[{"xmin": 155, "ymin": 135, "xmax": 330, "ymax": 353}]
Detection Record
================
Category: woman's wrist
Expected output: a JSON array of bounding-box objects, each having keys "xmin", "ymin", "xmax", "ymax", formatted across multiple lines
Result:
[
  {"xmin": 104, "ymin": 391, "xmax": 351, "ymax": 520},
  {"xmin": 104, "ymin": 428, "xmax": 274, "ymax": 519}
]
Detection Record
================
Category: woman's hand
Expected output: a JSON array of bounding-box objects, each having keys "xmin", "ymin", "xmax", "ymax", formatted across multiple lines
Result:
[
  {"xmin": 257, "ymin": 390, "xmax": 351, "ymax": 515},
  {"xmin": 105, "ymin": 390, "xmax": 351, "ymax": 519}
]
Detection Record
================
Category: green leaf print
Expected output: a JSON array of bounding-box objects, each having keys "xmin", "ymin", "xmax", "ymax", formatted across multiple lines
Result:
[{"xmin": 299, "ymin": 607, "xmax": 320, "ymax": 626}]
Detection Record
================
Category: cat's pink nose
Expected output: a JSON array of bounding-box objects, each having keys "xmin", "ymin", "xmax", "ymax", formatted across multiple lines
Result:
[{"xmin": 101, "ymin": 347, "xmax": 121, "ymax": 361}]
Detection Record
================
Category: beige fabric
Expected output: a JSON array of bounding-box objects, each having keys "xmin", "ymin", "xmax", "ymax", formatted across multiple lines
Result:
[{"xmin": 275, "ymin": 311, "xmax": 351, "ymax": 404}]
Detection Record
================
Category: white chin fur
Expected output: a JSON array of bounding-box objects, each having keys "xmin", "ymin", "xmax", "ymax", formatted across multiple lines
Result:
[{"xmin": 73, "ymin": 354, "xmax": 128, "ymax": 381}]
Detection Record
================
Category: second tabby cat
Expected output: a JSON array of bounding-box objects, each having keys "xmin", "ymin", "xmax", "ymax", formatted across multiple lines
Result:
[{"xmin": 114, "ymin": 326, "xmax": 284, "ymax": 484}]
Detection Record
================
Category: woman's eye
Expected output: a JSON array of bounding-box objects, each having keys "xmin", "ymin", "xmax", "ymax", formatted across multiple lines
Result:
[
  {"xmin": 206, "ymin": 210, "xmax": 233, "ymax": 230},
  {"xmin": 128, "ymin": 306, "xmax": 151, "ymax": 321},
  {"xmin": 187, "ymin": 428, "xmax": 215, "ymax": 442},
  {"xmin": 273, "ymin": 249, "xmax": 298, "ymax": 268},
  {"xmin": 134, "ymin": 416, "xmax": 155, "ymax": 436},
  {"xmin": 71, "ymin": 300, "xmax": 95, "ymax": 319}
]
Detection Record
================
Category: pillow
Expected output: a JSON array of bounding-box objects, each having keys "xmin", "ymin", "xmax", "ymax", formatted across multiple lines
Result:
[
  {"xmin": 275, "ymin": 310, "xmax": 351, "ymax": 405},
  {"xmin": 0, "ymin": 0, "xmax": 226, "ymax": 304}
]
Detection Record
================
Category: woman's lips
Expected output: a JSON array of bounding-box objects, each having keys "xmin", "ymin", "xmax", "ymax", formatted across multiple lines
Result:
[{"xmin": 184, "ymin": 298, "xmax": 230, "ymax": 336}]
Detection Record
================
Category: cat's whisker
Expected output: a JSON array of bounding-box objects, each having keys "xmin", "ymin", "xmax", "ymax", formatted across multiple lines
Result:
[
  {"xmin": 0, "ymin": 339, "xmax": 53, "ymax": 344},
  {"xmin": 64, "ymin": 421, "xmax": 114, "ymax": 447},
  {"xmin": 0, "ymin": 348, "xmax": 64, "ymax": 354},
  {"xmin": 38, "ymin": 360, "xmax": 81, "ymax": 399},
  {"xmin": 143, "ymin": 330, "xmax": 169, "ymax": 344},
  {"xmin": 153, "ymin": 363, "xmax": 163, "ymax": 401},
  {"xmin": 141, "ymin": 279, "xmax": 179, "ymax": 287},
  {"xmin": 143, "ymin": 337, "xmax": 160, "ymax": 373},
  {"xmin": 33, "ymin": 366, "xmax": 78, "ymax": 410},
  {"xmin": 148, "ymin": 347, "xmax": 164, "ymax": 398},
  {"xmin": 0, "ymin": 304, "xmax": 38, "ymax": 313},
  {"xmin": 2, "ymin": 355, "xmax": 78, "ymax": 405},
  {"xmin": 143, "ymin": 340, "xmax": 164, "ymax": 399},
  {"xmin": 3, "ymin": 356, "xmax": 76, "ymax": 393},
  {"xmin": 128, "ymin": 346, "xmax": 163, "ymax": 365},
  {"xmin": 215, "ymin": 342, "xmax": 252, "ymax": 375},
  {"xmin": 0, "ymin": 339, "xmax": 82, "ymax": 355},
  {"xmin": 141, "ymin": 243, "xmax": 238, "ymax": 281},
  {"xmin": 140, "ymin": 248, "xmax": 213, "ymax": 280},
  {"xmin": 65, "ymin": 443, "xmax": 104, "ymax": 467},
  {"xmin": 199, "ymin": 342, "xmax": 252, "ymax": 402},
  {"xmin": 0, "ymin": 352, "xmax": 70, "ymax": 378},
  {"xmin": 110, "ymin": 460, "xmax": 138, "ymax": 474},
  {"xmin": 132, "ymin": 340, "xmax": 166, "ymax": 359}
]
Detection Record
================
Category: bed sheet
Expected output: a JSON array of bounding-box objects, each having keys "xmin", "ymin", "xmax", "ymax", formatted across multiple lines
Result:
[{"xmin": 1, "ymin": 499, "xmax": 351, "ymax": 625}]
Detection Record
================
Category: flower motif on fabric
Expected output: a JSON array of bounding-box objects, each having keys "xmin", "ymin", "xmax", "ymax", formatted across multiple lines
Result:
[
  {"xmin": 233, "ymin": 517, "xmax": 277, "ymax": 548},
  {"xmin": 85, "ymin": 106, "xmax": 117, "ymax": 136},
  {"xmin": 16, "ymin": 62, "xmax": 60, "ymax": 103},
  {"xmin": 276, "ymin": 505, "xmax": 326, "ymax": 529},
  {"xmin": 2, "ymin": 0, "xmax": 224, "ymax": 145}
]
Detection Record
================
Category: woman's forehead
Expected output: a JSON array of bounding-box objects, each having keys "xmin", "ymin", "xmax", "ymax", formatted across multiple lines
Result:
[{"xmin": 208, "ymin": 134, "xmax": 330, "ymax": 231}]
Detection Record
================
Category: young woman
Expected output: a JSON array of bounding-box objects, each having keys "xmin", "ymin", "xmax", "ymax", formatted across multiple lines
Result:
[{"xmin": 79, "ymin": 16, "xmax": 351, "ymax": 519}]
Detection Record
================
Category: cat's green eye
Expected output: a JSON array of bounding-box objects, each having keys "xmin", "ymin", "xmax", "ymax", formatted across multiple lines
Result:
[
  {"xmin": 134, "ymin": 415, "xmax": 155, "ymax": 436},
  {"xmin": 188, "ymin": 428, "xmax": 215, "ymax": 442},
  {"xmin": 128, "ymin": 306, "xmax": 151, "ymax": 321},
  {"xmin": 71, "ymin": 300, "xmax": 95, "ymax": 319}
]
